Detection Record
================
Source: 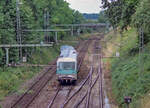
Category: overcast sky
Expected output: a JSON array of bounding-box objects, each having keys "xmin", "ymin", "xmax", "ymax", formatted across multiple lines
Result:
[{"xmin": 65, "ymin": 0, "xmax": 102, "ymax": 13}]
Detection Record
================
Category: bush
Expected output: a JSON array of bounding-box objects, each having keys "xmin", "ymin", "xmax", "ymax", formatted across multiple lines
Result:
[
  {"xmin": 132, "ymin": 0, "xmax": 150, "ymax": 44},
  {"xmin": 110, "ymin": 28, "xmax": 150, "ymax": 108},
  {"xmin": 0, "ymin": 67, "xmax": 41, "ymax": 100}
]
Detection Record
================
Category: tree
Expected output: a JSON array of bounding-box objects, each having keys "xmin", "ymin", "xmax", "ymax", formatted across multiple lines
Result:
[
  {"xmin": 98, "ymin": 11, "xmax": 107, "ymax": 23},
  {"xmin": 0, "ymin": 4, "xmax": 4, "ymax": 64},
  {"xmin": 0, "ymin": 0, "xmax": 85, "ymax": 65},
  {"xmin": 73, "ymin": 11, "xmax": 85, "ymax": 24},
  {"xmin": 132, "ymin": 0, "xmax": 150, "ymax": 44},
  {"xmin": 101, "ymin": 0, "xmax": 139, "ymax": 30}
]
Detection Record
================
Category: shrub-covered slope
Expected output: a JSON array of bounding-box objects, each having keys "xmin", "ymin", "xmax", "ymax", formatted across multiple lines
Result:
[{"xmin": 108, "ymin": 28, "xmax": 150, "ymax": 108}]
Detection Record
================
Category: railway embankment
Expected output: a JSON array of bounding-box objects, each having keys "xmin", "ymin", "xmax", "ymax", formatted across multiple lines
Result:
[{"xmin": 103, "ymin": 28, "xmax": 150, "ymax": 108}]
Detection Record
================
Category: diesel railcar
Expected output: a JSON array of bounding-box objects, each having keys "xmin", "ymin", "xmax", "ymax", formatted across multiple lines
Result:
[{"xmin": 56, "ymin": 45, "xmax": 77, "ymax": 84}]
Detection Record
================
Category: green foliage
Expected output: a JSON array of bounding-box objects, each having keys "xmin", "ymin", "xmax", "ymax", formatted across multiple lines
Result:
[
  {"xmin": 73, "ymin": 11, "xmax": 85, "ymax": 24},
  {"xmin": 98, "ymin": 11, "xmax": 107, "ymax": 23},
  {"xmin": 112, "ymin": 53, "xmax": 150, "ymax": 108},
  {"xmin": 0, "ymin": 0, "xmax": 85, "ymax": 65},
  {"xmin": 101, "ymin": 0, "xmax": 150, "ymax": 105},
  {"xmin": 110, "ymin": 28, "xmax": 150, "ymax": 108},
  {"xmin": 101, "ymin": 0, "xmax": 139, "ymax": 30},
  {"xmin": 0, "ymin": 67, "xmax": 41, "ymax": 100},
  {"xmin": 101, "ymin": 0, "xmax": 150, "ymax": 44},
  {"xmin": 30, "ymin": 47, "xmax": 59, "ymax": 64},
  {"xmin": 132, "ymin": 0, "xmax": 150, "ymax": 44}
]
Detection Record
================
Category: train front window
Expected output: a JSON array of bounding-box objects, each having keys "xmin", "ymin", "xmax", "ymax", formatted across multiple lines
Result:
[{"xmin": 59, "ymin": 62, "xmax": 75, "ymax": 70}]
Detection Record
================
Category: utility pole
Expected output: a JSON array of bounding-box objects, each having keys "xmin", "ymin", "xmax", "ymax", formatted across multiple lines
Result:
[
  {"xmin": 44, "ymin": 8, "xmax": 50, "ymax": 43},
  {"xmin": 44, "ymin": 9, "xmax": 47, "ymax": 40},
  {"xmin": 71, "ymin": 26, "xmax": 74, "ymax": 36},
  {"xmin": 16, "ymin": 0, "xmax": 22, "ymax": 61},
  {"xmin": 55, "ymin": 31, "xmax": 58, "ymax": 43},
  {"xmin": 139, "ymin": 27, "xmax": 144, "ymax": 75},
  {"xmin": 5, "ymin": 48, "xmax": 9, "ymax": 65}
]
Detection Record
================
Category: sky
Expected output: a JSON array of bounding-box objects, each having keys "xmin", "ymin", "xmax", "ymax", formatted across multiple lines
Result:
[{"xmin": 65, "ymin": 0, "xmax": 102, "ymax": 13}]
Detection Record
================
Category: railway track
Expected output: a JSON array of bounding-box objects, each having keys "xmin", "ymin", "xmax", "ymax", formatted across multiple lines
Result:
[
  {"xmin": 11, "ymin": 39, "xmax": 91, "ymax": 108},
  {"xmin": 61, "ymin": 67, "xmax": 92, "ymax": 108},
  {"xmin": 94, "ymin": 39, "xmax": 104, "ymax": 108},
  {"xmin": 98, "ymin": 43, "xmax": 104, "ymax": 108},
  {"xmin": 73, "ymin": 38, "xmax": 104, "ymax": 108},
  {"xmin": 60, "ymin": 38, "xmax": 104, "ymax": 108},
  {"xmin": 47, "ymin": 86, "xmax": 73, "ymax": 108},
  {"xmin": 72, "ymin": 67, "xmax": 102, "ymax": 108},
  {"xmin": 46, "ymin": 39, "xmax": 92, "ymax": 108},
  {"xmin": 11, "ymin": 36, "xmax": 104, "ymax": 108},
  {"xmin": 11, "ymin": 62, "xmax": 56, "ymax": 108}
]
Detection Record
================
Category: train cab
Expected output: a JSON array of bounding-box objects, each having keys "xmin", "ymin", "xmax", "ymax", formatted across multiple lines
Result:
[{"xmin": 56, "ymin": 45, "xmax": 77, "ymax": 84}]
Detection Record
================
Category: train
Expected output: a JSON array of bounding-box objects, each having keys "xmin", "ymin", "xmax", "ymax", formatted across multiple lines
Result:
[{"xmin": 56, "ymin": 45, "xmax": 78, "ymax": 84}]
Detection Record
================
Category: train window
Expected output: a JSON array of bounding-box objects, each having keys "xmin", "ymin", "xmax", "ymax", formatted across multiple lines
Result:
[{"xmin": 59, "ymin": 62, "xmax": 75, "ymax": 70}]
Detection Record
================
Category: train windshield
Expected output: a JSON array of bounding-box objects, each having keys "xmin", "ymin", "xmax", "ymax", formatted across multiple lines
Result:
[{"xmin": 59, "ymin": 62, "xmax": 75, "ymax": 70}]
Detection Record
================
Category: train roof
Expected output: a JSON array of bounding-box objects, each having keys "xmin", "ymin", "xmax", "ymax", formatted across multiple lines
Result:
[
  {"xmin": 59, "ymin": 45, "xmax": 77, "ymax": 59},
  {"xmin": 60, "ymin": 45, "xmax": 75, "ymax": 51},
  {"xmin": 57, "ymin": 57, "xmax": 76, "ymax": 62}
]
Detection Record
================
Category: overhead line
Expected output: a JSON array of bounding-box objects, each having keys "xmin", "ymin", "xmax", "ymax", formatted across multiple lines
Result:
[
  {"xmin": 22, "ymin": 29, "xmax": 71, "ymax": 32},
  {"xmin": 0, "ymin": 44, "xmax": 53, "ymax": 48}
]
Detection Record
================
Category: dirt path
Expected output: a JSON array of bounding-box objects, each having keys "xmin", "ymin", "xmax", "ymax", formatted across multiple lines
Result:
[{"xmin": 101, "ymin": 36, "xmax": 118, "ymax": 108}]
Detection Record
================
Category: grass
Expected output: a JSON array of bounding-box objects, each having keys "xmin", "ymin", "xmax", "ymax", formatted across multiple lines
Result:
[
  {"xmin": 0, "ymin": 67, "xmax": 41, "ymax": 100},
  {"xmin": 104, "ymin": 28, "xmax": 150, "ymax": 108}
]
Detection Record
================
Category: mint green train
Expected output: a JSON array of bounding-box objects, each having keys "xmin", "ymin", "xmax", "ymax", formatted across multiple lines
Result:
[{"xmin": 56, "ymin": 45, "xmax": 77, "ymax": 84}]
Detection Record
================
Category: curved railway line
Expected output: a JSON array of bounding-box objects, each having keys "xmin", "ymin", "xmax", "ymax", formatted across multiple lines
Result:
[
  {"xmin": 71, "ymin": 39, "xmax": 104, "ymax": 108},
  {"xmin": 11, "ymin": 36, "xmax": 104, "ymax": 108},
  {"xmin": 46, "ymin": 40, "xmax": 91, "ymax": 108},
  {"xmin": 50, "ymin": 38, "xmax": 104, "ymax": 108}
]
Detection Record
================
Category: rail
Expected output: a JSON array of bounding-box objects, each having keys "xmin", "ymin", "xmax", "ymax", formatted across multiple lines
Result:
[{"xmin": 11, "ymin": 61, "xmax": 56, "ymax": 108}]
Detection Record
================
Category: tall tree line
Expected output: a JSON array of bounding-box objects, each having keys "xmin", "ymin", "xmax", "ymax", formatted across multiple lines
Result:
[
  {"xmin": 100, "ymin": 0, "xmax": 150, "ymax": 45},
  {"xmin": 0, "ymin": 0, "xmax": 85, "ymax": 65},
  {"xmin": 101, "ymin": 0, "xmax": 139, "ymax": 30}
]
